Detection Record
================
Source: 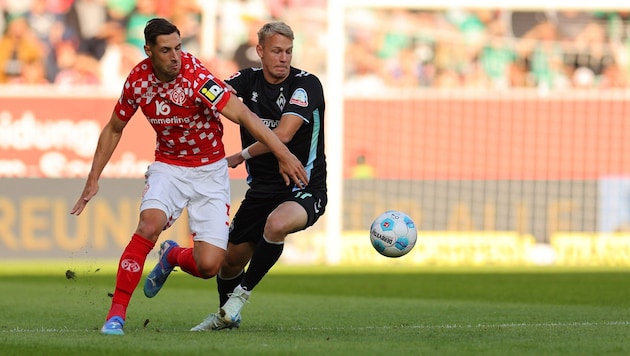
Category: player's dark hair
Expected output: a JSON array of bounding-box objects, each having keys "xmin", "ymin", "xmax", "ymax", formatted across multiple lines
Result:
[
  {"xmin": 144, "ymin": 18, "xmax": 180, "ymax": 46},
  {"xmin": 258, "ymin": 22, "xmax": 294, "ymax": 45}
]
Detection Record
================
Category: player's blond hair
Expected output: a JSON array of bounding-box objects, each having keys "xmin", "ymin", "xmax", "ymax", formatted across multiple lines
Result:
[{"xmin": 257, "ymin": 22, "xmax": 294, "ymax": 45}]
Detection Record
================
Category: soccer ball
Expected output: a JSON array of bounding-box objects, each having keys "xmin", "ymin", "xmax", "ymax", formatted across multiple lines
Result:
[{"xmin": 369, "ymin": 210, "xmax": 417, "ymax": 258}]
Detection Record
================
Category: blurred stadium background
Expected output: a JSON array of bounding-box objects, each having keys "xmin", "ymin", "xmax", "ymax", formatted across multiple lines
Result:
[{"xmin": 1, "ymin": 0, "xmax": 630, "ymax": 266}]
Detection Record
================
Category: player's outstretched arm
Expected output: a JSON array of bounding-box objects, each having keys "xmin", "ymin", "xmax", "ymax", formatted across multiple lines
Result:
[
  {"xmin": 221, "ymin": 95, "xmax": 308, "ymax": 187},
  {"xmin": 226, "ymin": 113, "xmax": 303, "ymax": 167},
  {"xmin": 70, "ymin": 113, "xmax": 127, "ymax": 216}
]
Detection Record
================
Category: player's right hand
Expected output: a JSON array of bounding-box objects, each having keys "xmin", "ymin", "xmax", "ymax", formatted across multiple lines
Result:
[{"xmin": 70, "ymin": 181, "xmax": 99, "ymax": 216}]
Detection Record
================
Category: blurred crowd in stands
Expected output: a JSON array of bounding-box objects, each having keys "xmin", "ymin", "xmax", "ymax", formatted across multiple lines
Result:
[
  {"xmin": 346, "ymin": 8, "xmax": 630, "ymax": 92},
  {"xmin": 0, "ymin": 0, "xmax": 325, "ymax": 90},
  {"xmin": 2, "ymin": 1, "xmax": 630, "ymax": 91}
]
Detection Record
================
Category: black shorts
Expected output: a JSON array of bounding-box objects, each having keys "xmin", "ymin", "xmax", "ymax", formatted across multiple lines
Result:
[{"xmin": 228, "ymin": 188, "xmax": 327, "ymax": 245}]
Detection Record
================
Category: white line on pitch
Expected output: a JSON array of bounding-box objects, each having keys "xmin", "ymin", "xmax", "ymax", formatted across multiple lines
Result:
[{"xmin": 3, "ymin": 321, "xmax": 630, "ymax": 333}]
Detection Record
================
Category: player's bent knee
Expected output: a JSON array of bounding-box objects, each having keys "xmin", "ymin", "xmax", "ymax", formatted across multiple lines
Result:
[
  {"xmin": 264, "ymin": 218, "xmax": 291, "ymax": 240},
  {"xmin": 197, "ymin": 260, "xmax": 221, "ymax": 278}
]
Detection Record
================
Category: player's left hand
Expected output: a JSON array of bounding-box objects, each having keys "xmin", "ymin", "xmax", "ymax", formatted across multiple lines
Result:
[
  {"xmin": 226, "ymin": 152, "xmax": 245, "ymax": 168},
  {"xmin": 278, "ymin": 152, "xmax": 308, "ymax": 188}
]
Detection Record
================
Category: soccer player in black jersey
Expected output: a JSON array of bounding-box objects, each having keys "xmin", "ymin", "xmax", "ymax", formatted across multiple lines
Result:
[
  {"xmin": 146, "ymin": 21, "xmax": 326, "ymax": 331},
  {"xmin": 197, "ymin": 21, "xmax": 327, "ymax": 331}
]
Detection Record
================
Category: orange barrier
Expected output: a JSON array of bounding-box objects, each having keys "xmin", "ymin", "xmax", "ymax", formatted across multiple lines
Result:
[
  {"xmin": 2, "ymin": 93, "xmax": 629, "ymax": 180},
  {"xmin": 0, "ymin": 94, "xmax": 245, "ymax": 178},
  {"xmin": 344, "ymin": 95, "xmax": 630, "ymax": 179}
]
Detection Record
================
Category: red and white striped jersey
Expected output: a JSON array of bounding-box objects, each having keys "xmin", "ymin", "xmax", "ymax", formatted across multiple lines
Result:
[{"xmin": 115, "ymin": 52, "xmax": 232, "ymax": 167}]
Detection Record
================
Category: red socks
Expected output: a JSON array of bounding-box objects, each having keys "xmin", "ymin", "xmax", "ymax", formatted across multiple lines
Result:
[
  {"xmin": 167, "ymin": 246, "xmax": 207, "ymax": 279},
  {"xmin": 106, "ymin": 238, "xmax": 210, "ymax": 321},
  {"xmin": 106, "ymin": 234, "xmax": 155, "ymax": 321}
]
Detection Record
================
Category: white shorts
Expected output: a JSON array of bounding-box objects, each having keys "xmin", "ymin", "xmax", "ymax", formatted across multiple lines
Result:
[{"xmin": 140, "ymin": 160, "xmax": 230, "ymax": 249}]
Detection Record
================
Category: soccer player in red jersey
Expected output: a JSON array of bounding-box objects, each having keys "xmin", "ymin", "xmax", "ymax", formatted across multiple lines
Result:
[
  {"xmin": 142, "ymin": 22, "xmax": 327, "ymax": 331},
  {"xmin": 70, "ymin": 18, "xmax": 307, "ymax": 335}
]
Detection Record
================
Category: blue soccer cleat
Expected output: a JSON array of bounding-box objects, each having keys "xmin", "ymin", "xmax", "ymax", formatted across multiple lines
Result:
[
  {"xmin": 144, "ymin": 240, "xmax": 179, "ymax": 298},
  {"xmin": 101, "ymin": 316, "xmax": 125, "ymax": 335}
]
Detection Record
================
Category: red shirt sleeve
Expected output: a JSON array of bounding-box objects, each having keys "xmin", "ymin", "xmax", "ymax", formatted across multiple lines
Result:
[
  {"xmin": 197, "ymin": 76, "xmax": 232, "ymax": 112},
  {"xmin": 113, "ymin": 77, "xmax": 139, "ymax": 122}
]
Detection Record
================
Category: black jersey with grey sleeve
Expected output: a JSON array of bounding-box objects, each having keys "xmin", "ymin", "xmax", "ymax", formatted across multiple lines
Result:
[{"xmin": 225, "ymin": 67, "xmax": 327, "ymax": 193}]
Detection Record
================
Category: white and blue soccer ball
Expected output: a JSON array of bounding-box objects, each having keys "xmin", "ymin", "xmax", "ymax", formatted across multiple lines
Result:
[{"xmin": 369, "ymin": 210, "xmax": 417, "ymax": 258}]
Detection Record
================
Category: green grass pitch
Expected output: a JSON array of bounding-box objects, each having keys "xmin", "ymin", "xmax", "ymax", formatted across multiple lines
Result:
[{"xmin": 1, "ymin": 262, "xmax": 630, "ymax": 355}]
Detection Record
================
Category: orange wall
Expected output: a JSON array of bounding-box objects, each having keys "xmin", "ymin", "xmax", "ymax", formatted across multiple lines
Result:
[
  {"xmin": 344, "ymin": 97, "xmax": 630, "ymax": 179},
  {"xmin": 2, "ymin": 95, "xmax": 628, "ymax": 180},
  {"xmin": 0, "ymin": 95, "xmax": 246, "ymax": 178}
]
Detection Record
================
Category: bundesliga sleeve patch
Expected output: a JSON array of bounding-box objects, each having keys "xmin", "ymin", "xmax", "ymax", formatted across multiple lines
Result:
[
  {"xmin": 199, "ymin": 78, "xmax": 225, "ymax": 105},
  {"xmin": 289, "ymin": 88, "xmax": 308, "ymax": 107}
]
